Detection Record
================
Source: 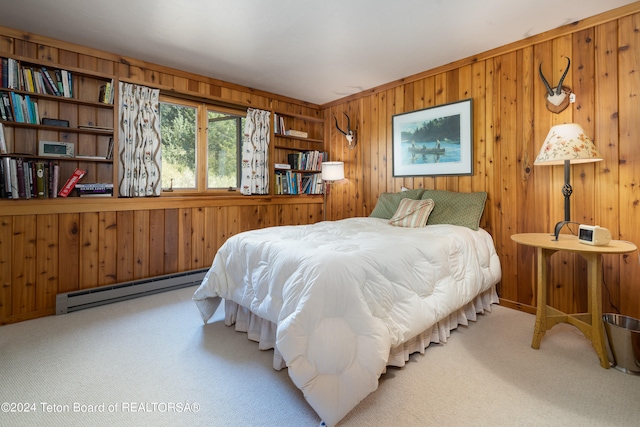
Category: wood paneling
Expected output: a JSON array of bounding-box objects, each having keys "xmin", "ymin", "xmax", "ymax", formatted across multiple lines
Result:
[
  {"xmin": 0, "ymin": 25, "xmax": 324, "ymax": 324},
  {"xmin": 0, "ymin": 200, "xmax": 322, "ymax": 324},
  {"xmin": 324, "ymin": 5, "xmax": 640, "ymax": 320}
]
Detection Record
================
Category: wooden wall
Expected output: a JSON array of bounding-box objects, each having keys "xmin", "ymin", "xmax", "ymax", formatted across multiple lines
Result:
[
  {"xmin": 0, "ymin": 198, "xmax": 321, "ymax": 323},
  {"xmin": 0, "ymin": 27, "xmax": 324, "ymax": 325},
  {"xmin": 323, "ymin": 4, "xmax": 640, "ymax": 319}
]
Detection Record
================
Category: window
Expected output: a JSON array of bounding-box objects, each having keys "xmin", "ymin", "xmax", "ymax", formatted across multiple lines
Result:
[
  {"xmin": 207, "ymin": 111, "xmax": 244, "ymax": 189},
  {"xmin": 159, "ymin": 95, "xmax": 245, "ymax": 193}
]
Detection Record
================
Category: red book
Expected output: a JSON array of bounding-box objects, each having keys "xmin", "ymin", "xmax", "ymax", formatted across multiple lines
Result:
[{"xmin": 57, "ymin": 168, "xmax": 86, "ymax": 197}]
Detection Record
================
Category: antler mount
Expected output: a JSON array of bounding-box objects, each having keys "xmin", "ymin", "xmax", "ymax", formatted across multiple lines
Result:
[{"xmin": 334, "ymin": 112, "xmax": 357, "ymax": 149}]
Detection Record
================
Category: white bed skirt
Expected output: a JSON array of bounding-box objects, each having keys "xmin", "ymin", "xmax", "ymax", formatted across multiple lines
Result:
[{"xmin": 222, "ymin": 285, "xmax": 499, "ymax": 371}]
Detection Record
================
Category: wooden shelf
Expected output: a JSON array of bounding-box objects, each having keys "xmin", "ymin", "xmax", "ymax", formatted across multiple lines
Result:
[
  {"xmin": 273, "ymin": 109, "xmax": 324, "ymax": 123},
  {"xmin": 274, "ymin": 134, "xmax": 323, "ymax": 144},
  {"xmin": 1, "ymin": 153, "xmax": 112, "ymax": 163},
  {"xmin": 0, "ymin": 88, "xmax": 114, "ymax": 109},
  {"xmin": 0, "ymin": 54, "xmax": 117, "ymax": 199},
  {"xmin": 2, "ymin": 121, "xmax": 113, "ymax": 135}
]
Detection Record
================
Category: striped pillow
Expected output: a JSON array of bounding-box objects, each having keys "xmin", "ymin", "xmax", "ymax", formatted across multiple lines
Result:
[{"xmin": 388, "ymin": 198, "xmax": 435, "ymax": 228}]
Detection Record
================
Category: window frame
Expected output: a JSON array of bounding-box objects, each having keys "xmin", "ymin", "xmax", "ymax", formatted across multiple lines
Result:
[{"xmin": 159, "ymin": 94, "xmax": 247, "ymax": 196}]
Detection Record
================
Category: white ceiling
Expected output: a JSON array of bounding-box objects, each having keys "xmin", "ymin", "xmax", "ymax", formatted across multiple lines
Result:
[{"xmin": 0, "ymin": 0, "xmax": 635, "ymax": 105}]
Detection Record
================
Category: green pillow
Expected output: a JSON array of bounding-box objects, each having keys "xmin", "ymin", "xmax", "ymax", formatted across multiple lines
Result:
[
  {"xmin": 421, "ymin": 190, "xmax": 487, "ymax": 230},
  {"xmin": 369, "ymin": 188, "xmax": 426, "ymax": 219}
]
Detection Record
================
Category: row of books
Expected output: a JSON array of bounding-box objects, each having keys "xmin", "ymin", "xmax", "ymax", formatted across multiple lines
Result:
[
  {"xmin": 287, "ymin": 150, "xmax": 326, "ymax": 171},
  {"xmin": 275, "ymin": 170, "xmax": 323, "ymax": 195},
  {"xmin": 1, "ymin": 57, "xmax": 73, "ymax": 98},
  {"xmin": 0, "ymin": 161, "xmax": 108, "ymax": 199},
  {"xmin": 0, "ymin": 157, "xmax": 60, "ymax": 199},
  {"xmin": 0, "ymin": 91, "xmax": 40, "ymax": 124}
]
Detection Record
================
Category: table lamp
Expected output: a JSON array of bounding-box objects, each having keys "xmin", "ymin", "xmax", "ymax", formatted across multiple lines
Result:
[
  {"xmin": 534, "ymin": 123, "xmax": 602, "ymax": 240},
  {"xmin": 321, "ymin": 161, "xmax": 344, "ymax": 221}
]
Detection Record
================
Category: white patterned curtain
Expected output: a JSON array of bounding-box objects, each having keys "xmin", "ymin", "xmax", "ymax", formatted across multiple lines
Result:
[
  {"xmin": 118, "ymin": 82, "xmax": 161, "ymax": 197},
  {"xmin": 240, "ymin": 108, "xmax": 270, "ymax": 195}
]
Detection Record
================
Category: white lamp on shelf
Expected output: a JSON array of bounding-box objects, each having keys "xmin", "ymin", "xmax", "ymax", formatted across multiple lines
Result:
[
  {"xmin": 534, "ymin": 123, "xmax": 602, "ymax": 240},
  {"xmin": 321, "ymin": 161, "xmax": 344, "ymax": 221}
]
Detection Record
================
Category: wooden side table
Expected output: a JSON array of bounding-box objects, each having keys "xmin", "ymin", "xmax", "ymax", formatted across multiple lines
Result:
[{"xmin": 511, "ymin": 233, "xmax": 637, "ymax": 368}]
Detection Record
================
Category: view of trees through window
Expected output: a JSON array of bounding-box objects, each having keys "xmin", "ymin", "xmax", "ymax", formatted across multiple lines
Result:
[
  {"xmin": 160, "ymin": 98, "xmax": 244, "ymax": 191},
  {"xmin": 207, "ymin": 111, "xmax": 244, "ymax": 189},
  {"xmin": 160, "ymin": 101, "xmax": 197, "ymax": 189}
]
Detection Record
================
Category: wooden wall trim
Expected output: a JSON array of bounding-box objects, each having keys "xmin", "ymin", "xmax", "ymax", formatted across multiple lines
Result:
[{"xmin": 0, "ymin": 195, "xmax": 322, "ymax": 216}]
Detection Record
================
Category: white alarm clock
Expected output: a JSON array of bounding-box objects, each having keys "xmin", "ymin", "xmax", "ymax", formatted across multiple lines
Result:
[{"xmin": 578, "ymin": 225, "xmax": 611, "ymax": 246}]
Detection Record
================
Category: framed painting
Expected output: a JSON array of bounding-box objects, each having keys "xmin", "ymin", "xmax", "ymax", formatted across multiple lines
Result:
[{"xmin": 392, "ymin": 98, "xmax": 473, "ymax": 177}]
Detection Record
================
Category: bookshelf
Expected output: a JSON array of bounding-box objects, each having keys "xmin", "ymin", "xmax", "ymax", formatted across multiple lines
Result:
[
  {"xmin": 0, "ymin": 54, "xmax": 116, "ymax": 199},
  {"xmin": 272, "ymin": 110, "xmax": 325, "ymax": 196}
]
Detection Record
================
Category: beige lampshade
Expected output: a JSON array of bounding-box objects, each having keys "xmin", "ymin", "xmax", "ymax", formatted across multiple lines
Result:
[
  {"xmin": 321, "ymin": 161, "xmax": 345, "ymax": 181},
  {"xmin": 534, "ymin": 123, "xmax": 602, "ymax": 165}
]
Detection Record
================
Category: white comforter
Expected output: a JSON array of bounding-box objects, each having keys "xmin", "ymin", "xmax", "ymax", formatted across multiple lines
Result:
[{"xmin": 193, "ymin": 217, "xmax": 502, "ymax": 426}]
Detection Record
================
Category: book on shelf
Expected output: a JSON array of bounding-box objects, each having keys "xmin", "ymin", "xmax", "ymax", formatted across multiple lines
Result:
[
  {"xmin": 78, "ymin": 192, "xmax": 112, "ymax": 197},
  {"xmin": 35, "ymin": 162, "xmax": 46, "ymax": 198},
  {"xmin": 77, "ymin": 125, "xmax": 114, "ymax": 131},
  {"xmin": 15, "ymin": 157, "xmax": 29, "ymax": 198},
  {"xmin": 273, "ymin": 113, "xmax": 286, "ymax": 135},
  {"xmin": 58, "ymin": 168, "xmax": 86, "ymax": 198},
  {"xmin": 0, "ymin": 123, "xmax": 7, "ymax": 154},
  {"xmin": 0, "ymin": 157, "xmax": 5, "ymax": 198},
  {"xmin": 106, "ymin": 137, "xmax": 114, "ymax": 160},
  {"xmin": 1, "ymin": 58, "xmax": 7, "ymax": 89},
  {"xmin": 60, "ymin": 69, "xmax": 71, "ymax": 98},
  {"xmin": 1, "ymin": 157, "xmax": 10, "ymax": 198},
  {"xmin": 51, "ymin": 163, "xmax": 59, "ymax": 198},
  {"xmin": 0, "ymin": 92, "xmax": 13, "ymax": 121},
  {"xmin": 40, "ymin": 67, "xmax": 61, "ymax": 96},
  {"xmin": 76, "ymin": 182, "xmax": 113, "ymax": 197},
  {"xmin": 274, "ymin": 163, "xmax": 291, "ymax": 170},
  {"xmin": 75, "ymin": 183, "xmax": 113, "ymax": 191},
  {"xmin": 0, "ymin": 93, "xmax": 7, "ymax": 121},
  {"xmin": 9, "ymin": 158, "xmax": 18, "ymax": 198},
  {"xmin": 285, "ymin": 129, "xmax": 308, "ymax": 138},
  {"xmin": 74, "ymin": 155, "xmax": 107, "ymax": 160},
  {"xmin": 98, "ymin": 79, "xmax": 114, "ymax": 104},
  {"xmin": 54, "ymin": 70, "xmax": 64, "ymax": 95}
]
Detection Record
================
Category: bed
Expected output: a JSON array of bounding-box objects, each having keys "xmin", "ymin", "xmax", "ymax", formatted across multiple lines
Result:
[{"xmin": 193, "ymin": 189, "xmax": 502, "ymax": 426}]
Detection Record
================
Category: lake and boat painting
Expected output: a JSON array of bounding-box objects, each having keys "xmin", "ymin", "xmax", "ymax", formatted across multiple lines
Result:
[{"xmin": 392, "ymin": 99, "xmax": 473, "ymax": 177}]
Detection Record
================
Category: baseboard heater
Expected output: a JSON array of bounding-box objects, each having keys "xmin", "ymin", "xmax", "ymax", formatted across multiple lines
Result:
[{"xmin": 56, "ymin": 268, "xmax": 209, "ymax": 314}]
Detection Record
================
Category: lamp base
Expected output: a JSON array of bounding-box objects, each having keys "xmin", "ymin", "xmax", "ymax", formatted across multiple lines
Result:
[{"xmin": 552, "ymin": 220, "xmax": 581, "ymax": 241}]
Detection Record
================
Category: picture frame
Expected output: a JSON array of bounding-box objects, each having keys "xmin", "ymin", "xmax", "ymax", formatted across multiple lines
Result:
[{"xmin": 392, "ymin": 98, "xmax": 473, "ymax": 177}]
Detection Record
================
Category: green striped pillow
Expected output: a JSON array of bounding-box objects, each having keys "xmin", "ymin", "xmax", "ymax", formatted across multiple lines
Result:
[{"xmin": 389, "ymin": 198, "xmax": 435, "ymax": 228}]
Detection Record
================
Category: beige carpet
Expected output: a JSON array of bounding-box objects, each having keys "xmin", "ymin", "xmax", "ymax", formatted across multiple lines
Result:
[{"xmin": 0, "ymin": 286, "xmax": 638, "ymax": 427}]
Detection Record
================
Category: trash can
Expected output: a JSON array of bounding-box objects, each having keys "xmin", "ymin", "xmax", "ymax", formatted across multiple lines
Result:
[{"xmin": 603, "ymin": 313, "xmax": 640, "ymax": 375}]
